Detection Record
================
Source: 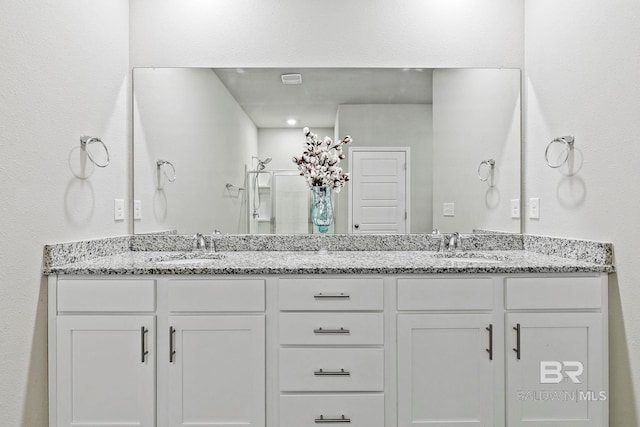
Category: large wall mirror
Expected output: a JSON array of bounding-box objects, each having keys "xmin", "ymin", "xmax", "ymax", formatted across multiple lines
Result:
[{"xmin": 133, "ymin": 67, "xmax": 521, "ymax": 235}]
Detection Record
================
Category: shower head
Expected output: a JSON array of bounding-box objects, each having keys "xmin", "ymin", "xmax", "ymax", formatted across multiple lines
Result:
[{"xmin": 253, "ymin": 156, "xmax": 272, "ymax": 170}]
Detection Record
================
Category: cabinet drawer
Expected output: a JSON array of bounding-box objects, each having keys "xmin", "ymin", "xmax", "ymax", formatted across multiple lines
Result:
[
  {"xmin": 279, "ymin": 313, "xmax": 383, "ymax": 345},
  {"xmin": 168, "ymin": 279, "xmax": 265, "ymax": 312},
  {"xmin": 505, "ymin": 276, "xmax": 602, "ymax": 310},
  {"xmin": 279, "ymin": 278, "xmax": 383, "ymax": 311},
  {"xmin": 280, "ymin": 394, "xmax": 384, "ymax": 427},
  {"xmin": 397, "ymin": 277, "xmax": 494, "ymax": 310},
  {"xmin": 57, "ymin": 279, "xmax": 155, "ymax": 312},
  {"xmin": 279, "ymin": 348, "xmax": 384, "ymax": 391}
]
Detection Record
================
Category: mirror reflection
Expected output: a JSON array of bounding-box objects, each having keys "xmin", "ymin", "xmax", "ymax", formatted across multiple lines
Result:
[{"xmin": 133, "ymin": 67, "xmax": 521, "ymax": 235}]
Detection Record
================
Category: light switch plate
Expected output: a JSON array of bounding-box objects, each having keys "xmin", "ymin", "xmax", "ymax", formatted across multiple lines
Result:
[
  {"xmin": 511, "ymin": 199, "xmax": 520, "ymax": 219},
  {"xmin": 133, "ymin": 200, "xmax": 142, "ymax": 220},
  {"xmin": 443, "ymin": 202, "xmax": 455, "ymax": 217},
  {"xmin": 529, "ymin": 197, "xmax": 540, "ymax": 219},
  {"xmin": 114, "ymin": 199, "xmax": 125, "ymax": 221}
]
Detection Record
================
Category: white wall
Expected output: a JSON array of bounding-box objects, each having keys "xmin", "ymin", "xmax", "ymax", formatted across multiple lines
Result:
[
  {"xmin": 258, "ymin": 127, "xmax": 334, "ymax": 173},
  {"xmin": 432, "ymin": 68, "xmax": 521, "ymax": 233},
  {"xmin": 130, "ymin": 0, "xmax": 524, "ymax": 68},
  {"xmin": 1, "ymin": 1, "xmax": 528, "ymax": 424},
  {"xmin": 133, "ymin": 68, "xmax": 257, "ymax": 234},
  {"xmin": 525, "ymin": 0, "xmax": 640, "ymax": 424},
  {"xmin": 0, "ymin": 1, "xmax": 130, "ymax": 425},
  {"xmin": 336, "ymin": 104, "xmax": 433, "ymax": 233}
]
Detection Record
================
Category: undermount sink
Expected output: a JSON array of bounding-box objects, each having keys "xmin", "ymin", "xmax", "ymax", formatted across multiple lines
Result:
[
  {"xmin": 156, "ymin": 258, "xmax": 224, "ymax": 266},
  {"xmin": 146, "ymin": 252, "xmax": 226, "ymax": 265},
  {"xmin": 430, "ymin": 251, "xmax": 509, "ymax": 264}
]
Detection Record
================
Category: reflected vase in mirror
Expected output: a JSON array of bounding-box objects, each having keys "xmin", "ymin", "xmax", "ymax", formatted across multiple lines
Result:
[{"xmin": 311, "ymin": 186, "xmax": 334, "ymax": 254}]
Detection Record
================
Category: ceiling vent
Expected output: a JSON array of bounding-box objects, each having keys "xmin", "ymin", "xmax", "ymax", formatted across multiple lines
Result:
[{"xmin": 281, "ymin": 73, "xmax": 303, "ymax": 85}]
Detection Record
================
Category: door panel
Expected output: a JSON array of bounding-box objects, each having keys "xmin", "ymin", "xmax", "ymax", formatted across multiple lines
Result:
[
  {"xmin": 397, "ymin": 314, "xmax": 495, "ymax": 426},
  {"xmin": 506, "ymin": 313, "xmax": 604, "ymax": 427},
  {"xmin": 351, "ymin": 149, "xmax": 407, "ymax": 233},
  {"xmin": 168, "ymin": 315, "xmax": 265, "ymax": 427},
  {"xmin": 57, "ymin": 316, "xmax": 155, "ymax": 427}
]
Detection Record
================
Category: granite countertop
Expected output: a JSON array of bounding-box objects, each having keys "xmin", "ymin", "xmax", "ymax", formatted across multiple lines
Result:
[{"xmin": 44, "ymin": 249, "xmax": 613, "ymax": 275}]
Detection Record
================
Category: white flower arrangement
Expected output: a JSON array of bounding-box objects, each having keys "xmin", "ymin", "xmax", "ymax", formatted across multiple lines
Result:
[{"xmin": 292, "ymin": 127, "xmax": 352, "ymax": 192}]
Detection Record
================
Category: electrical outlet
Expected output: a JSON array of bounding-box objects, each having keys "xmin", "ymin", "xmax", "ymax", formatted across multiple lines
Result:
[
  {"xmin": 133, "ymin": 200, "xmax": 142, "ymax": 220},
  {"xmin": 510, "ymin": 199, "xmax": 520, "ymax": 219},
  {"xmin": 114, "ymin": 199, "xmax": 125, "ymax": 221},
  {"xmin": 443, "ymin": 202, "xmax": 455, "ymax": 217},
  {"xmin": 529, "ymin": 197, "xmax": 540, "ymax": 219}
]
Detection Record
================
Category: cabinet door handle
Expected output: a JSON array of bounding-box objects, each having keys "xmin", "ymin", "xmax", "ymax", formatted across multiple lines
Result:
[
  {"xmin": 314, "ymin": 327, "xmax": 350, "ymax": 335},
  {"xmin": 314, "ymin": 368, "xmax": 350, "ymax": 376},
  {"xmin": 513, "ymin": 323, "xmax": 521, "ymax": 360},
  {"xmin": 169, "ymin": 326, "xmax": 176, "ymax": 363},
  {"xmin": 140, "ymin": 326, "xmax": 149, "ymax": 363},
  {"xmin": 313, "ymin": 292, "xmax": 350, "ymax": 299},
  {"xmin": 315, "ymin": 414, "xmax": 351, "ymax": 423},
  {"xmin": 485, "ymin": 324, "xmax": 493, "ymax": 361}
]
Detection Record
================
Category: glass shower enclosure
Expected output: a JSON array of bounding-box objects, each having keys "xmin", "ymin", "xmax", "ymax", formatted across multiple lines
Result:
[{"xmin": 246, "ymin": 170, "xmax": 311, "ymax": 234}]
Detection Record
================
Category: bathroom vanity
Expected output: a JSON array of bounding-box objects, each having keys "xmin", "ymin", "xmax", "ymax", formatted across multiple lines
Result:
[{"xmin": 44, "ymin": 235, "xmax": 613, "ymax": 427}]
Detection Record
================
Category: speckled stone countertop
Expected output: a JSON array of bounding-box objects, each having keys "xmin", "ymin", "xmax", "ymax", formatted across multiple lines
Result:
[{"xmin": 42, "ymin": 233, "xmax": 614, "ymax": 275}]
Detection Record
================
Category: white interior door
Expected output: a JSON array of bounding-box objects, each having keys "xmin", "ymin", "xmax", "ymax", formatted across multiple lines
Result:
[{"xmin": 350, "ymin": 148, "xmax": 408, "ymax": 233}]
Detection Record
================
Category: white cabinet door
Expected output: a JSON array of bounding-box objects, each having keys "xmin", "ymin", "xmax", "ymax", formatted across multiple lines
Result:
[
  {"xmin": 397, "ymin": 314, "xmax": 495, "ymax": 427},
  {"xmin": 168, "ymin": 315, "xmax": 265, "ymax": 427},
  {"xmin": 56, "ymin": 316, "xmax": 155, "ymax": 427},
  {"xmin": 506, "ymin": 313, "xmax": 605, "ymax": 427}
]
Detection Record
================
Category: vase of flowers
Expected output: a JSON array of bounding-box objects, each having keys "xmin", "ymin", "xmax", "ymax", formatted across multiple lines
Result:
[
  {"xmin": 310, "ymin": 185, "xmax": 334, "ymax": 234},
  {"xmin": 293, "ymin": 127, "xmax": 352, "ymax": 252}
]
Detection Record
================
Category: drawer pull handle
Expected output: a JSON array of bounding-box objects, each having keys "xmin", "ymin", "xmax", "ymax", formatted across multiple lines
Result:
[
  {"xmin": 140, "ymin": 326, "xmax": 149, "ymax": 363},
  {"xmin": 314, "ymin": 327, "xmax": 350, "ymax": 335},
  {"xmin": 314, "ymin": 368, "xmax": 350, "ymax": 376},
  {"xmin": 314, "ymin": 292, "xmax": 350, "ymax": 299},
  {"xmin": 513, "ymin": 323, "xmax": 521, "ymax": 360},
  {"xmin": 486, "ymin": 324, "xmax": 493, "ymax": 361},
  {"xmin": 169, "ymin": 326, "xmax": 176, "ymax": 363},
  {"xmin": 315, "ymin": 415, "xmax": 351, "ymax": 423}
]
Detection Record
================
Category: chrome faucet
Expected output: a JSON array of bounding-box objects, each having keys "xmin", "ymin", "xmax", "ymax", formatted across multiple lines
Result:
[
  {"xmin": 447, "ymin": 232, "xmax": 461, "ymax": 251},
  {"xmin": 194, "ymin": 233, "xmax": 206, "ymax": 251},
  {"xmin": 211, "ymin": 230, "xmax": 222, "ymax": 252}
]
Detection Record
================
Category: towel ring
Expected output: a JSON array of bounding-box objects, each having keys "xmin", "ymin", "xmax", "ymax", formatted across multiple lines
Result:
[
  {"xmin": 80, "ymin": 136, "xmax": 110, "ymax": 168},
  {"xmin": 545, "ymin": 136, "xmax": 574, "ymax": 168},
  {"xmin": 477, "ymin": 159, "xmax": 495, "ymax": 182},
  {"xmin": 157, "ymin": 160, "xmax": 176, "ymax": 182},
  {"xmin": 225, "ymin": 183, "xmax": 245, "ymax": 191}
]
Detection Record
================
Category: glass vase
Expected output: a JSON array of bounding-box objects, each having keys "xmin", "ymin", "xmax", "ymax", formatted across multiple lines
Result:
[{"xmin": 310, "ymin": 186, "xmax": 334, "ymax": 254}]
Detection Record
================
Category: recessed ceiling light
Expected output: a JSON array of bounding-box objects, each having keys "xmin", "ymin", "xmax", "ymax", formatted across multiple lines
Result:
[
  {"xmin": 287, "ymin": 118, "xmax": 297, "ymax": 126},
  {"xmin": 281, "ymin": 73, "xmax": 303, "ymax": 85}
]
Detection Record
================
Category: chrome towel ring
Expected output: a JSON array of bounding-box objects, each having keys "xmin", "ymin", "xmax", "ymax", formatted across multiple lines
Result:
[
  {"xmin": 80, "ymin": 135, "xmax": 110, "ymax": 168},
  {"xmin": 157, "ymin": 160, "xmax": 176, "ymax": 182},
  {"xmin": 545, "ymin": 136, "xmax": 574, "ymax": 168},
  {"xmin": 225, "ymin": 183, "xmax": 245, "ymax": 191},
  {"xmin": 478, "ymin": 158, "xmax": 495, "ymax": 182}
]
